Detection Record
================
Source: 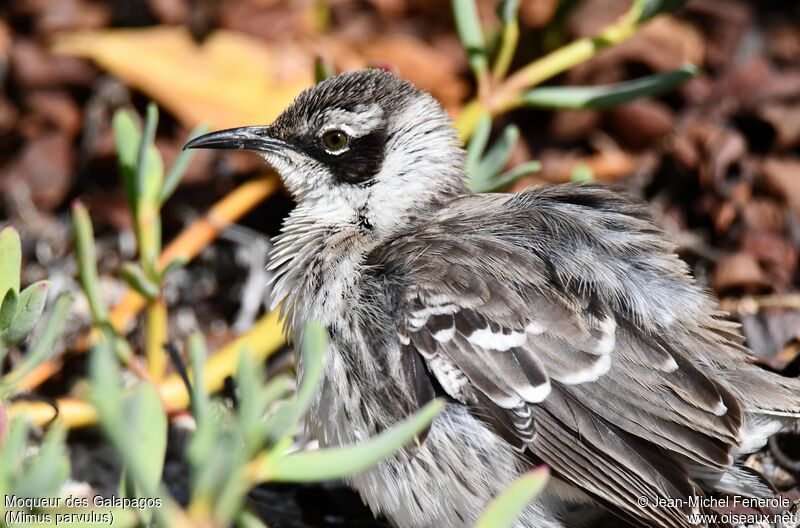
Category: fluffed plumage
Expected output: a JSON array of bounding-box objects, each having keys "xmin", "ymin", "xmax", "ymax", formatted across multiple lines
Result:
[{"xmin": 186, "ymin": 69, "xmax": 800, "ymax": 528}]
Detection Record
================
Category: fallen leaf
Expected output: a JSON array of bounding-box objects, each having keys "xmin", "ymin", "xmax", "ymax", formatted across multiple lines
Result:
[
  {"xmin": 740, "ymin": 310, "xmax": 800, "ymax": 360},
  {"xmin": 714, "ymin": 58, "xmax": 771, "ymax": 111},
  {"xmin": 740, "ymin": 198, "xmax": 786, "ymax": 233},
  {"xmin": 536, "ymin": 148, "xmax": 639, "ymax": 183},
  {"xmin": 33, "ymin": 0, "xmax": 110, "ymax": 36},
  {"xmin": 6, "ymin": 132, "xmax": 74, "ymax": 211},
  {"xmin": 568, "ymin": 15, "xmax": 705, "ymax": 86},
  {"xmin": 699, "ymin": 127, "xmax": 751, "ymax": 194},
  {"xmin": 52, "ymin": 27, "xmax": 314, "ymax": 129},
  {"xmin": 741, "ymin": 230, "xmax": 797, "ymax": 288},
  {"xmin": 605, "ymin": 99, "xmax": 674, "ymax": 150},
  {"xmin": 714, "ymin": 200, "xmax": 737, "ymax": 234},
  {"xmin": 0, "ymin": 96, "xmax": 19, "ymax": 139},
  {"xmin": 146, "ymin": 0, "xmax": 190, "ymax": 25},
  {"xmin": 766, "ymin": 22, "xmax": 800, "ymax": 64},
  {"xmin": 24, "ymin": 89, "xmax": 83, "ymax": 135},
  {"xmin": 713, "ymin": 251, "xmax": 771, "ymax": 295},
  {"xmin": 12, "ymin": 38, "xmax": 96, "ymax": 88},
  {"xmin": 758, "ymin": 102, "xmax": 800, "ymax": 150},
  {"xmin": 549, "ymin": 110, "xmax": 601, "ymax": 143},
  {"xmin": 685, "ymin": 0, "xmax": 752, "ymax": 68},
  {"xmin": 52, "ymin": 27, "xmax": 469, "ymax": 129},
  {"xmin": 323, "ymin": 33, "xmax": 468, "ymax": 112},
  {"xmin": 762, "ymin": 157, "xmax": 800, "ymax": 217},
  {"xmin": 519, "ymin": 0, "xmax": 560, "ymax": 28}
]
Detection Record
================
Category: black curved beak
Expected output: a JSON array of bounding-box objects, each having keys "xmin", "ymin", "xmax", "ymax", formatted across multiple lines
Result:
[{"xmin": 183, "ymin": 125, "xmax": 290, "ymax": 154}]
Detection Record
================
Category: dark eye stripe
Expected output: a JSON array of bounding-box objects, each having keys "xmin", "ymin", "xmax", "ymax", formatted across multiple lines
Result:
[{"xmin": 289, "ymin": 128, "xmax": 386, "ymax": 184}]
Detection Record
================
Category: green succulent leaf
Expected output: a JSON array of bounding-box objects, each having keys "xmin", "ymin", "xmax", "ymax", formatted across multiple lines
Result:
[
  {"xmin": 635, "ymin": 0, "xmax": 687, "ymax": 23},
  {"xmin": 464, "ymin": 113, "xmax": 492, "ymax": 178},
  {"xmin": 259, "ymin": 399, "xmax": 444, "ymax": 482},
  {"xmin": 236, "ymin": 509, "xmax": 269, "ymax": 528},
  {"xmin": 477, "ymin": 160, "xmax": 542, "ymax": 193},
  {"xmin": 496, "ymin": 0, "xmax": 520, "ymax": 24},
  {"xmin": 492, "ymin": 0, "xmax": 520, "ymax": 80},
  {"xmin": 2, "ymin": 292, "xmax": 73, "ymax": 390},
  {"xmin": 0, "ymin": 226, "xmax": 21, "ymax": 297},
  {"xmin": 120, "ymin": 263, "xmax": 160, "ymax": 300},
  {"xmin": 142, "ymin": 149, "xmax": 165, "ymax": 205},
  {"xmin": 121, "ymin": 382, "xmax": 168, "ymax": 496},
  {"xmin": 160, "ymin": 255, "xmax": 189, "ymax": 281},
  {"xmin": 91, "ymin": 339, "xmax": 167, "ymax": 497},
  {"xmin": 314, "ymin": 56, "xmax": 335, "ymax": 84},
  {"xmin": 474, "ymin": 124, "xmax": 519, "ymax": 185},
  {"xmin": 264, "ymin": 322, "xmax": 327, "ymax": 443},
  {"xmin": 571, "ymin": 163, "xmax": 595, "ymax": 182},
  {"xmin": 136, "ymin": 102, "xmax": 161, "ymax": 200},
  {"xmin": 73, "ymin": 201, "xmax": 109, "ymax": 325},
  {"xmin": 260, "ymin": 374, "xmax": 293, "ymax": 409},
  {"xmin": 11, "ymin": 424, "xmax": 70, "ymax": 498},
  {"xmin": 0, "ymin": 398, "xmax": 6, "ymax": 444},
  {"xmin": 452, "ymin": 0, "xmax": 488, "ymax": 78},
  {"xmin": 475, "ymin": 467, "xmax": 549, "ymax": 528},
  {"xmin": 3, "ymin": 280, "xmax": 50, "ymax": 345},
  {"xmin": 236, "ymin": 348, "xmax": 267, "ymax": 455},
  {"xmin": 0, "ymin": 288, "xmax": 19, "ymax": 331},
  {"xmin": 159, "ymin": 124, "xmax": 211, "ymax": 205},
  {"xmin": 89, "ymin": 336, "xmax": 123, "ymax": 420},
  {"xmin": 191, "ymin": 432, "xmax": 248, "ymax": 524},
  {"xmin": 113, "ymin": 109, "xmax": 141, "ymax": 211},
  {"xmin": 0, "ymin": 417, "xmax": 30, "ymax": 488},
  {"xmin": 520, "ymin": 64, "xmax": 699, "ymax": 110}
]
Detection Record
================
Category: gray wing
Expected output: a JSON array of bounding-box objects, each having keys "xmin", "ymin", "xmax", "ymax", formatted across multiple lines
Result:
[{"xmin": 376, "ymin": 184, "xmax": 746, "ymax": 528}]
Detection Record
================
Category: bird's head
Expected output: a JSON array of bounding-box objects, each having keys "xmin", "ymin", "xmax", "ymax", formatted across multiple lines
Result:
[{"xmin": 186, "ymin": 69, "xmax": 467, "ymax": 234}]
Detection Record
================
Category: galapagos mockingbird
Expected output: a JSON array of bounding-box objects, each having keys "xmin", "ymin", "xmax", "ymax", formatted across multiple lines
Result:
[{"xmin": 185, "ymin": 69, "xmax": 800, "ymax": 528}]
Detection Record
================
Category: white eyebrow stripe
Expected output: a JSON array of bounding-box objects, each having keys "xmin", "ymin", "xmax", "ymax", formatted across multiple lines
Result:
[
  {"xmin": 320, "ymin": 105, "xmax": 383, "ymax": 137},
  {"xmin": 320, "ymin": 122, "xmax": 358, "ymax": 137}
]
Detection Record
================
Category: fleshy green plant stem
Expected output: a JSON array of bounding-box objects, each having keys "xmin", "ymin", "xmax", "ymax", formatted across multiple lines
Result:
[
  {"xmin": 492, "ymin": 0, "xmax": 520, "ymax": 81},
  {"xmin": 72, "ymin": 202, "xmax": 109, "ymax": 325},
  {"xmin": 145, "ymin": 298, "xmax": 168, "ymax": 380},
  {"xmin": 455, "ymin": 0, "xmax": 649, "ymax": 140},
  {"xmin": 452, "ymin": 0, "xmax": 490, "ymax": 100}
]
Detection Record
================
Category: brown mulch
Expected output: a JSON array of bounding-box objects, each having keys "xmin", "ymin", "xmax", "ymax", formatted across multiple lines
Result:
[{"xmin": 2, "ymin": 1, "xmax": 800, "ymax": 526}]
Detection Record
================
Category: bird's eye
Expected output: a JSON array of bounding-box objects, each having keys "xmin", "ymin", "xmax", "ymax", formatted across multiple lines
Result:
[{"xmin": 322, "ymin": 130, "xmax": 349, "ymax": 151}]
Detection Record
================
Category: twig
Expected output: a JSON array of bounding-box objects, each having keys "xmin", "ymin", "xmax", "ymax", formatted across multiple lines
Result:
[
  {"xmin": 720, "ymin": 294, "xmax": 800, "ymax": 316},
  {"xmin": 8, "ymin": 309, "xmax": 285, "ymax": 428},
  {"xmin": 455, "ymin": 1, "xmax": 647, "ymax": 140},
  {"xmin": 17, "ymin": 175, "xmax": 281, "ymax": 390}
]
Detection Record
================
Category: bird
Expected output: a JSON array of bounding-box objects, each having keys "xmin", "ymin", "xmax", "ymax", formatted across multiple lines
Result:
[{"xmin": 185, "ymin": 69, "xmax": 800, "ymax": 528}]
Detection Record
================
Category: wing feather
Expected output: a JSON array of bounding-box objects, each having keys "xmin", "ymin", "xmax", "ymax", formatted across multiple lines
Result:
[{"xmin": 366, "ymin": 185, "xmax": 757, "ymax": 528}]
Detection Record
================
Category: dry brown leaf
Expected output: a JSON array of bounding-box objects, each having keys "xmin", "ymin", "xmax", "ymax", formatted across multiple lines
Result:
[
  {"xmin": 759, "ymin": 103, "xmax": 800, "ymax": 150},
  {"xmin": 519, "ymin": 0, "xmax": 560, "ymax": 28},
  {"xmin": 52, "ymin": 27, "xmax": 468, "ymax": 129},
  {"xmin": 321, "ymin": 33, "xmax": 468, "ymax": 113},
  {"xmin": 52, "ymin": 26, "xmax": 314, "ymax": 129},
  {"xmin": 740, "ymin": 198, "xmax": 786, "ymax": 233},
  {"xmin": 741, "ymin": 230, "xmax": 797, "ymax": 288},
  {"xmin": 762, "ymin": 157, "xmax": 800, "ymax": 217},
  {"xmin": 605, "ymin": 99, "xmax": 674, "ymax": 150},
  {"xmin": 6, "ymin": 132, "xmax": 74, "ymax": 211},
  {"xmin": 568, "ymin": 15, "xmax": 705, "ymax": 85},
  {"xmin": 535, "ymin": 148, "xmax": 639, "ymax": 183},
  {"xmin": 549, "ymin": 109, "xmax": 601, "ymax": 143},
  {"xmin": 761, "ymin": 158, "xmax": 800, "ymax": 221},
  {"xmin": 713, "ymin": 251, "xmax": 771, "ymax": 295}
]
